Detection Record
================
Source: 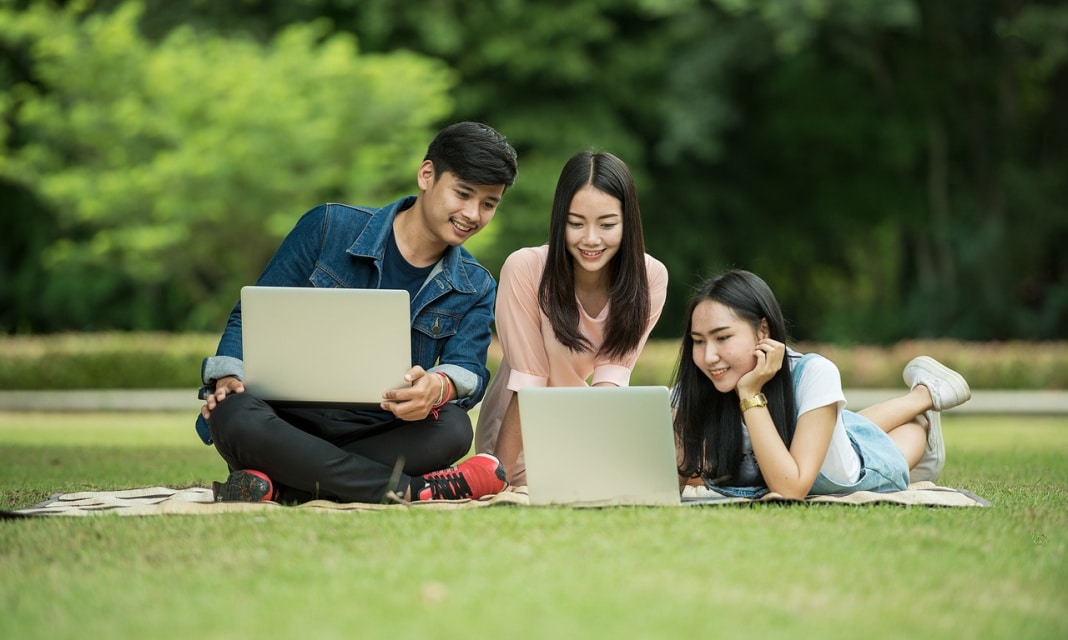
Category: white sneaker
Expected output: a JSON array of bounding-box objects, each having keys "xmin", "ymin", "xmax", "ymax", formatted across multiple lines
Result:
[
  {"xmin": 909, "ymin": 410, "xmax": 945, "ymax": 484},
  {"xmin": 902, "ymin": 356, "xmax": 971, "ymax": 411}
]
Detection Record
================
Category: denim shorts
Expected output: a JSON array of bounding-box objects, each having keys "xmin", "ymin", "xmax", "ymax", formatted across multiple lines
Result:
[
  {"xmin": 807, "ymin": 410, "xmax": 910, "ymax": 495},
  {"xmin": 707, "ymin": 410, "xmax": 910, "ymax": 499}
]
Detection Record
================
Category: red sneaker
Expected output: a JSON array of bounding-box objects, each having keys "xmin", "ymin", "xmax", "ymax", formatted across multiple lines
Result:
[
  {"xmin": 418, "ymin": 454, "xmax": 507, "ymax": 501},
  {"xmin": 212, "ymin": 469, "xmax": 276, "ymax": 502}
]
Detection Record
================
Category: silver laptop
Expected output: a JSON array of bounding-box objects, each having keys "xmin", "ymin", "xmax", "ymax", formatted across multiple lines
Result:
[
  {"xmin": 518, "ymin": 386, "xmax": 685, "ymax": 507},
  {"xmin": 240, "ymin": 286, "xmax": 411, "ymax": 406}
]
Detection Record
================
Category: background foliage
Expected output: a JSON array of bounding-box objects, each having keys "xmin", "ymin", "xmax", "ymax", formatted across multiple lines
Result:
[{"xmin": 1, "ymin": 0, "xmax": 1065, "ymax": 342}]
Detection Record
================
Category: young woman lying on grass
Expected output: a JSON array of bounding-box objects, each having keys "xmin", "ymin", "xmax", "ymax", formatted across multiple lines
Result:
[{"xmin": 672, "ymin": 269, "xmax": 972, "ymax": 499}]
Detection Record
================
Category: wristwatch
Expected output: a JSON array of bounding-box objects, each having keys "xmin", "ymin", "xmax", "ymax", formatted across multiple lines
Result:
[{"xmin": 739, "ymin": 393, "xmax": 768, "ymax": 412}]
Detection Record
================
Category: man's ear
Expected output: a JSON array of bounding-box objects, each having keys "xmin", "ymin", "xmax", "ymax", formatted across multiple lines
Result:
[{"xmin": 416, "ymin": 160, "xmax": 436, "ymax": 191}]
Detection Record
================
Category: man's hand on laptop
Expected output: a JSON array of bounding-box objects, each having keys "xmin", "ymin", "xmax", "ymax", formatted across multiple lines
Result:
[
  {"xmin": 380, "ymin": 367, "xmax": 441, "ymax": 421},
  {"xmin": 201, "ymin": 375, "xmax": 245, "ymax": 420}
]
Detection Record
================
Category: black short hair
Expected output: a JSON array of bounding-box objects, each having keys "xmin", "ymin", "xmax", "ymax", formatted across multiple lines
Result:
[{"xmin": 424, "ymin": 122, "xmax": 518, "ymax": 187}]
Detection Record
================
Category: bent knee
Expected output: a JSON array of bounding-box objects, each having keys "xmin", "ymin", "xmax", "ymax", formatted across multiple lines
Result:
[
  {"xmin": 208, "ymin": 392, "xmax": 271, "ymax": 442},
  {"xmin": 435, "ymin": 406, "xmax": 474, "ymax": 456}
]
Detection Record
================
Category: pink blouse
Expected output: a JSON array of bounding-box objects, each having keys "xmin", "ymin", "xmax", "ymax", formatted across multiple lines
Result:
[{"xmin": 475, "ymin": 245, "xmax": 669, "ymax": 484}]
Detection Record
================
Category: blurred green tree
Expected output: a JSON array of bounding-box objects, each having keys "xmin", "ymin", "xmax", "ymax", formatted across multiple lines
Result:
[
  {"xmin": 0, "ymin": 1, "xmax": 455, "ymax": 330},
  {"xmin": 225, "ymin": 0, "xmax": 1068, "ymax": 341},
  {"xmin": 1, "ymin": 0, "xmax": 1065, "ymax": 342}
]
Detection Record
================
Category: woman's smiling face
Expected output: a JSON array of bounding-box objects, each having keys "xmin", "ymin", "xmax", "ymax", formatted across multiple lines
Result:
[
  {"xmin": 564, "ymin": 185, "xmax": 623, "ymax": 275},
  {"xmin": 689, "ymin": 299, "xmax": 766, "ymax": 394}
]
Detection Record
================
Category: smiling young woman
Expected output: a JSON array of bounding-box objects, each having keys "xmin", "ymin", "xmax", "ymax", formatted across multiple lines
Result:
[
  {"xmin": 474, "ymin": 151, "xmax": 669, "ymax": 486},
  {"xmin": 672, "ymin": 269, "xmax": 972, "ymax": 499}
]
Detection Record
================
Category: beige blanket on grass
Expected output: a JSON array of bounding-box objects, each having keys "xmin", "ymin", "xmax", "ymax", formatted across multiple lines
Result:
[{"xmin": 4, "ymin": 482, "xmax": 989, "ymax": 517}]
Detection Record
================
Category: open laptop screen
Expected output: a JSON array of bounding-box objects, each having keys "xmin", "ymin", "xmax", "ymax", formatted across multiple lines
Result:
[
  {"xmin": 240, "ymin": 286, "xmax": 411, "ymax": 406},
  {"xmin": 517, "ymin": 386, "xmax": 683, "ymax": 507}
]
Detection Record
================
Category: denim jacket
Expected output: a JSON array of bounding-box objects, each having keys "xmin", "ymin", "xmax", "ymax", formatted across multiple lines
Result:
[{"xmin": 199, "ymin": 197, "xmax": 496, "ymax": 410}]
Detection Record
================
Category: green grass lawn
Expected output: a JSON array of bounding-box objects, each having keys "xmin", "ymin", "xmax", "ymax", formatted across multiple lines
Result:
[{"xmin": 1, "ymin": 412, "xmax": 1066, "ymax": 640}]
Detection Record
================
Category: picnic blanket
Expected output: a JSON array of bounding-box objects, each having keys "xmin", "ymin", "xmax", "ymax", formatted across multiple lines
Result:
[{"xmin": 2, "ymin": 481, "xmax": 989, "ymax": 517}]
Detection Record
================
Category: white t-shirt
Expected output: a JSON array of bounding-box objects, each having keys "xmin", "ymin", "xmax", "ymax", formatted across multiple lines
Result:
[{"xmin": 737, "ymin": 351, "xmax": 861, "ymax": 486}]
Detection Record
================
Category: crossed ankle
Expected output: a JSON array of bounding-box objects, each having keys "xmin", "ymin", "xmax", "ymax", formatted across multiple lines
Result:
[{"xmin": 903, "ymin": 356, "xmax": 971, "ymax": 412}]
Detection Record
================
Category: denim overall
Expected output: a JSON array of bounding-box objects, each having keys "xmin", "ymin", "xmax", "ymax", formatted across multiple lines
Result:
[{"xmin": 708, "ymin": 353, "xmax": 910, "ymax": 498}]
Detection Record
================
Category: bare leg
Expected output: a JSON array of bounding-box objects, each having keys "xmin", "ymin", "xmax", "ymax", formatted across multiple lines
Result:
[
  {"xmin": 857, "ymin": 385, "xmax": 935, "ymax": 472},
  {"xmin": 886, "ymin": 421, "xmax": 927, "ymax": 469},
  {"xmin": 857, "ymin": 385, "xmax": 933, "ymax": 434}
]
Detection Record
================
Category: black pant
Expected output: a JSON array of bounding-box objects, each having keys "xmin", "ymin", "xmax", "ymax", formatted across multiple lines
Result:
[{"xmin": 208, "ymin": 393, "xmax": 472, "ymax": 503}]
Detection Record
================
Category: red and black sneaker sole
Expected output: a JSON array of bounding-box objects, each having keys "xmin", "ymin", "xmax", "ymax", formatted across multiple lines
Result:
[{"xmin": 212, "ymin": 470, "xmax": 274, "ymax": 502}]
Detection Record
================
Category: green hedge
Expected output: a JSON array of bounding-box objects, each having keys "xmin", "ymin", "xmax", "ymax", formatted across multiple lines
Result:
[
  {"xmin": 2, "ymin": 333, "xmax": 1067, "ymax": 390},
  {"xmin": 630, "ymin": 339, "xmax": 1068, "ymax": 390},
  {"xmin": 0, "ymin": 333, "xmax": 218, "ymax": 390}
]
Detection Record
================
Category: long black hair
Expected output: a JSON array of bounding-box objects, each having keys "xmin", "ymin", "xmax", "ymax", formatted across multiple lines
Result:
[
  {"xmin": 538, "ymin": 151, "xmax": 651, "ymax": 359},
  {"xmin": 672, "ymin": 269, "xmax": 797, "ymax": 484}
]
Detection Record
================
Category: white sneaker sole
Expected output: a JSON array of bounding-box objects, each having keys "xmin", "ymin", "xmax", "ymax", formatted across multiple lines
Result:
[{"xmin": 903, "ymin": 356, "xmax": 971, "ymax": 411}]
